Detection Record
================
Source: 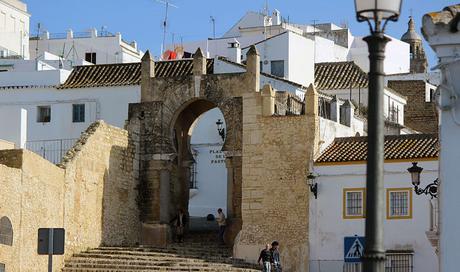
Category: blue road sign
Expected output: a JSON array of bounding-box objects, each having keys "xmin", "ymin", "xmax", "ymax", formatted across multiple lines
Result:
[{"xmin": 344, "ymin": 236, "xmax": 365, "ymax": 263}]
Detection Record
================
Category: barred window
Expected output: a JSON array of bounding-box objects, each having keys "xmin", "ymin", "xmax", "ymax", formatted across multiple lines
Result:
[
  {"xmin": 387, "ymin": 189, "xmax": 412, "ymax": 219},
  {"xmin": 343, "ymin": 188, "xmax": 365, "ymax": 219},
  {"xmin": 72, "ymin": 104, "xmax": 85, "ymax": 123},
  {"xmin": 385, "ymin": 251, "xmax": 414, "ymax": 272}
]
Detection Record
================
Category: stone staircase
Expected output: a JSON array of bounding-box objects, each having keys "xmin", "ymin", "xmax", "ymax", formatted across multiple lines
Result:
[{"xmin": 62, "ymin": 230, "xmax": 259, "ymax": 272}]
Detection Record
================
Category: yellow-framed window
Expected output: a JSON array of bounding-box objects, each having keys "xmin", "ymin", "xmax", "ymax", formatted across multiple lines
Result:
[
  {"xmin": 343, "ymin": 188, "xmax": 366, "ymax": 219},
  {"xmin": 387, "ymin": 188, "xmax": 413, "ymax": 220}
]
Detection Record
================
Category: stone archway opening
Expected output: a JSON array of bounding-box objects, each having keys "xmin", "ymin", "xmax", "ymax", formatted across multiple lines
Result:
[{"xmin": 170, "ymin": 99, "xmax": 229, "ymax": 233}]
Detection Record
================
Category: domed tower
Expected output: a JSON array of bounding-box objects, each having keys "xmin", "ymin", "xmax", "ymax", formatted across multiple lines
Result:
[{"xmin": 401, "ymin": 16, "xmax": 428, "ymax": 73}]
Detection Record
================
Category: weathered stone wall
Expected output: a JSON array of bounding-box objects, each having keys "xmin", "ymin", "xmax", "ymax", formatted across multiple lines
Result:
[
  {"xmin": 388, "ymin": 80, "xmax": 438, "ymax": 133},
  {"xmin": 0, "ymin": 150, "xmax": 65, "ymax": 272},
  {"xmin": 0, "ymin": 121, "xmax": 139, "ymax": 271},
  {"xmin": 234, "ymin": 85, "xmax": 319, "ymax": 272},
  {"xmin": 60, "ymin": 121, "xmax": 139, "ymax": 251}
]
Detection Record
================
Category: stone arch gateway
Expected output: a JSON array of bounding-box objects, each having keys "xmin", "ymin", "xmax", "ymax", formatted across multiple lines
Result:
[{"xmin": 126, "ymin": 47, "xmax": 319, "ymax": 272}]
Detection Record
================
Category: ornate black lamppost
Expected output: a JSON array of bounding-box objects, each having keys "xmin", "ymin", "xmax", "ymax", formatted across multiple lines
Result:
[
  {"xmin": 216, "ymin": 119, "xmax": 225, "ymax": 141},
  {"xmin": 307, "ymin": 172, "xmax": 318, "ymax": 199},
  {"xmin": 407, "ymin": 162, "xmax": 439, "ymax": 199},
  {"xmin": 354, "ymin": 0, "xmax": 402, "ymax": 271}
]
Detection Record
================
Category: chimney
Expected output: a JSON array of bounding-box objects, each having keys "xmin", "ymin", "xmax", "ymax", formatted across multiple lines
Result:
[
  {"xmin": 90, "ymin": 28, "xmax": 98, "ymax": 38},
  {"xmin": 66, "ymin": 29, "xmax": 73, "ymax": 39},
  {"xmin": 141, "ymin": 50, "xmax": 155, "ymax": 102},
  {"xmin": 272, "ymin": 9, "xmax": 281, "ymax": 25},
  {"xmin": 227, "ymin": 40, "xmax": 241, "ymax": 63},
  {"xmin": 342, "ymin": 100, "xmax": 355, "ymax": 127},
  {"xmin": 330, "ymin": 95, "xmax": 340, "ymax": 122}
]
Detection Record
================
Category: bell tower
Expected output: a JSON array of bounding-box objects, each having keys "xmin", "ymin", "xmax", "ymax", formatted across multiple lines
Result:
[{"xmin": 401, "ymin": 17, "xmax": 428, "ymax": 73}]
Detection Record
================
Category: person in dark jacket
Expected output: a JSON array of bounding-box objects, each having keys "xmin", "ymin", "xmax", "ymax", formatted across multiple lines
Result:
[
  {"xmin": 170, "ymin": 209, "xmax": 187, "ymax": 243},
  {"xmin": 258, "ymin": 244, "xmax": 273, "ymax": 272},
  {"xmin": 270, "ymin": 241, "xmax": 282, "ymax": 272}
]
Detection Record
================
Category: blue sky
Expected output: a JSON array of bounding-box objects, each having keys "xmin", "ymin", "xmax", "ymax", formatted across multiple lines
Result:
[{"xmin": 24, "ymin": 0, "xmax": 456, "ymax": 67}]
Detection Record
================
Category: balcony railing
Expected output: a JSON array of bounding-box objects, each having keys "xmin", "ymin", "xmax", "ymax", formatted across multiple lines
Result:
[{"xmin": 26, "ymin": 138, "xmax": 78, "ymax": 164}]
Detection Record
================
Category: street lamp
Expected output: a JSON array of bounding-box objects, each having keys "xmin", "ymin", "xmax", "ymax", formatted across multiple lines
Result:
[
  {"xmin": 407, "ymin": 162, "xmax": 439, "ymax": 199},
  {"xmin": 307, "ymin": 172, "xmax": 318, "ymax": 199},
  {"xmin": 355, "ymin": 0, "xmax": 402, "ymax": 271},
  {"xmin": 216, "ymin": 119, "xmax": 225, "ymax": 141}
]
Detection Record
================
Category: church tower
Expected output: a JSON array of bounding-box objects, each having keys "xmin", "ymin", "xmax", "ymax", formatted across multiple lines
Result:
[{"xmin": 401, "ymin": 17, "xmax": 428, "ymax": 73}]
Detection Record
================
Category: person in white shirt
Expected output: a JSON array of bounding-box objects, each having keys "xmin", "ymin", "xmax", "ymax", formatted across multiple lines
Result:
[{"xmin": 216, "ymin": 208, "xmax": 226, "ymax": 245}]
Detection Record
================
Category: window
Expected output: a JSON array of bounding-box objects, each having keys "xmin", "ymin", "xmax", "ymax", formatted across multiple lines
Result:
[
  {"xmin": 0, "ymin": 263, "xmax": 4, "ymax": 272},
  {"xmin": 85, "ymin": 52, "xmax": 97, "ymax": 64},
  {"xmin": 0, "ymin": 216, "xmax": 13, "ymax": 246},
  {"xmin": 72, "ymin": 104, "xmax": 85, "ymax": 123},
  {"xmin": 270, "ymin": 60, "xmax": 284, "ymax": 78},
  {"xmin": 387, "ymin": 188, "xmax": 412, "ymax": 219},
  {"xmin": 37, "ymin": 106, "xmax": 51, "ymax": 123},
  {"xmin": 343, "ymin": 188, "xmax": 366, "ymax": 219},
  {"xmin": 385, "ymin": 251, "xmax": 414, "ymax": 272}
]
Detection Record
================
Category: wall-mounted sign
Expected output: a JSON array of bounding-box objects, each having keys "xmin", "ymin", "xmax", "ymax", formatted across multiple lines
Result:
[
  {"xmin": 344, "ymin": 236, "xmax": 365, "ymax": 263},
  {"xmin": 209, "ymin": 149, "xmax": 226, "ymax": 164}
]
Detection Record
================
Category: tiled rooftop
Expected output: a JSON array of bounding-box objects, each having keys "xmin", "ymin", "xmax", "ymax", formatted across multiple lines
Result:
[
  {"xmin": 316, "ymin": 134, "xmax": 438, "ymax": 164},
  {"xmin": 315, "ymin": 61, "xmax": 368, "ymax": 90},
  {"xmin": 59, "ymin": 59, "xmax": 214, "ymax": 89}
]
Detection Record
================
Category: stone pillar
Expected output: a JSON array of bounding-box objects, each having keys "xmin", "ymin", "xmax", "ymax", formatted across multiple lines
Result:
[
  {"xmin": 305, "ymin": 84, "xmax": 320, "ymax": 158},
  {"xmin": 141, "ymin": 51, "xmax": 155, "ymax": 102},
  {"xmin": 245, "ymin": 45, "xmax": 260, "ymax": 93},
  {"xmin": 330, "ymin": 95, "xmax": 340, "ymax": 122},
  {"xmin": 140, "ymin": 158, "xmax": 173, "ymax": 248},
  {"xmin": 225, "ymin": 154, "xmax": 242, "ymax": 245},
  {"xmin": 422, "ymin": 6, "xmax": 460, "ymax": 270},
  {"xmin": 261, "ymin": 84, "xmax": 275, "ymax": 116}
]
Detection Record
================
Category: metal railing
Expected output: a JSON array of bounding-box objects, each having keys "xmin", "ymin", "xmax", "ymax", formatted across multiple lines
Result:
[
  {"xmin": 189, "ymin": 163, "xmax": 198, "ymax": 189},
  {"xmin": 310, "ymin": 252, "xmax": 413, "ymax": 272},
  {"xmin": 26, "ymin": 138, "xmax": 78, "ymax": 164}
]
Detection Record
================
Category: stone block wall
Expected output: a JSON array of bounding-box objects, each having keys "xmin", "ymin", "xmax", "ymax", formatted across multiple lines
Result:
[
  {"xmin": 0, "ymin": 150, "xmax": 65, "ymax": 272},
  {"xmin": 0, "ymin": 121, "xmax": 139, "ymax": 271},
  {"xmin": 388, "ymin": 80, "xmax": 438, "ymax": 134},
  {"xmin": 234, "ymin": 85, "xmax": 319, "ymax": 272}
]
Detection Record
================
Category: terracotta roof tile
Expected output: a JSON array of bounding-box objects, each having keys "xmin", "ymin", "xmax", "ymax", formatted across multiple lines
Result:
[
  {"xmin": 59, "ymin": 59, "xmax": 214, "ymax": 89},
  {"xmin": 316, "ymin": 134, "xmax": 438, "ymax": 163},
  {"xmin": 315, "ymin": 61, "xmax": 368, "ymax": 90}
]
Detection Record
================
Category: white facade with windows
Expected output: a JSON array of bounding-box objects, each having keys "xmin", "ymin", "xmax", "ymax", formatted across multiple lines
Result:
[
  {"xmin": 310, "ymin": 159, "xmax": 439, "ymax": 272},
  {"xmin": 29, "ymin": 28, "xmax": 142, "ymax": 65},
  {"xmin": 0, "ymin": 0, "xmax": 29, "ymax": 59}
]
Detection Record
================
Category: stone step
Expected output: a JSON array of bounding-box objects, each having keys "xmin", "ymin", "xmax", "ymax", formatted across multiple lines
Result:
[{"xmin": 63, "ymin": 268, "xmax": 258, "ymax": 272}]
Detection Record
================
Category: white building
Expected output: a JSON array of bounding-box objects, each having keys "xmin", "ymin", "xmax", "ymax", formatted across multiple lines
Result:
[
  {"xmin": 310, "ymin": 134, "xmax": 439, "ymax": 272},
  {"xmin": 0, "ymin": 0, "xmax": 30, "ymax": 59},
  {"xmin": 170, "ymin": 8, "xmax": 410, "ymax": 85},
  {"xmin": 422, "ymin": 5, "xmax": 460, "ymax": 271},
  {"xmin": 29, "ymin": 28, "xmax": 142, "ymax": 65}
]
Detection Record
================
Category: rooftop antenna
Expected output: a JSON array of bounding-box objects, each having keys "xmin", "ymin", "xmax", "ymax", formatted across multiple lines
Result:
[
  {"xmin": 210, "ymin": 16, "xmax": 216, "ymax": 39},
  {"xmin": 156, "ymin": 0, "xmax": 178, "ymax": 55},
  {"xmin": 35, "ymin": 23, "xmax": 41, "ymax": 60}
]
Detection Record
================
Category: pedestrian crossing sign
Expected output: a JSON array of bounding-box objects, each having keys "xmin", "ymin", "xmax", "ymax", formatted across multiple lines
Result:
[{"xmin": 344, "ymin": 236, "xmax": 365, "ymax": 263}]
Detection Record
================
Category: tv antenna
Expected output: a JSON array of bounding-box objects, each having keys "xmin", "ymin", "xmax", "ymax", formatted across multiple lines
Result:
[
  {"xmin": 156, "ymin": 0, "xmax": 178, "ymax": 54},
  {"xmin": 210, "ymin": 16, "xmax": 216, "ymax": 39}
]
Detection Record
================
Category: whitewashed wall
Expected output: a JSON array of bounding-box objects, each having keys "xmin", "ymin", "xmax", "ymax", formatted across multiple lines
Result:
[
  {"xmin": 310, "ymin": 161, "xmax": 439, "ymax": 272},
  {"xmin": 0, "ymin": 106, "xmax": 26, "ymax": 148},
  {"xmin": 349, "ymin": 36, "xmax": 410, "ymax": 75},
  {"xmin": 0, "ymin": 0, "xmax": 29, "ymax": 58},
  {"xmin": 0, "ymin": 85, "xmax": 140, "ymax": 141}
]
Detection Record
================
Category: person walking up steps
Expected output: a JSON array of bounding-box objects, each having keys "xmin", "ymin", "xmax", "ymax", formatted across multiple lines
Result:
[
  {"xmin": 270, "ymin": 241, "xmax": 282, "ymax": 272},
  {"xmin": 170, "ymin": 208, "xmax": 187, "ymax": 243},
  {"xmin": 258, "ymin": 244, "xmax": 273, "ymax": 272},
  {"xmin": 216, "ymin": 208, "xmax": 226, "ymax": 245}
]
